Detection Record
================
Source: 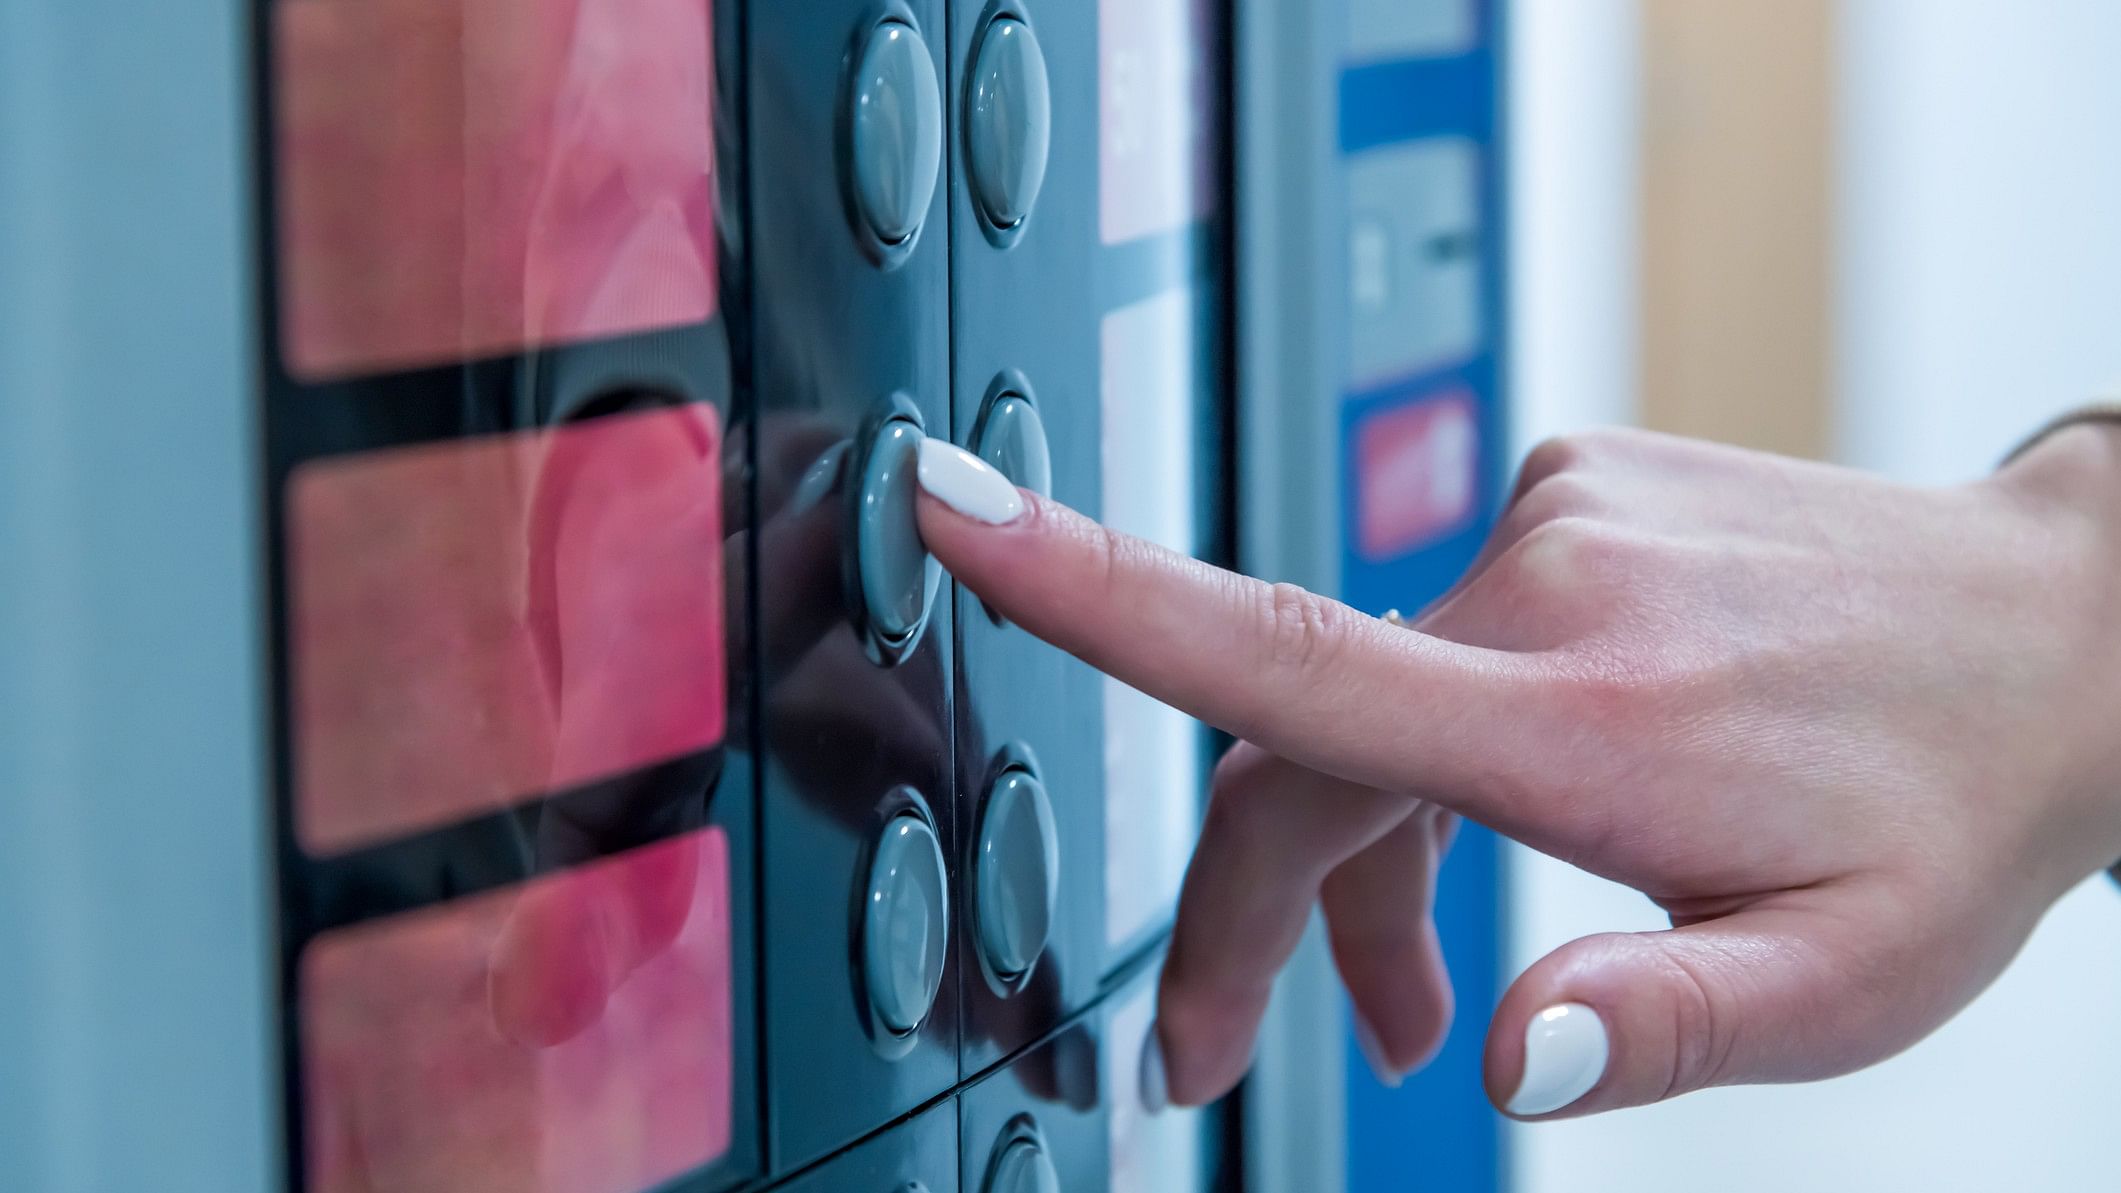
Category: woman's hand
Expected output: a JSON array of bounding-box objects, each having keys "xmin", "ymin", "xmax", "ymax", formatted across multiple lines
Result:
[{"xmin": 911, "ymin": 425, "xmax": 2121, "ymax": 1119}]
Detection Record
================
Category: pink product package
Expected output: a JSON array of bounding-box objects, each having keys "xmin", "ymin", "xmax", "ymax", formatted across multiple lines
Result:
[
  {"xmin": 274, "ymin": 0, "xmax": 718, "ymax": 379},
  {"xmin": 300, "ymin": 828, "xmax": 734, "ymax": 1193},
  {"xmin": 1355, "ymin": 388, "xmax": 1480, "ymax": 561},
  {"xmin": 289, "ymin": 405, "xmax": 726, "ymax": 855}
]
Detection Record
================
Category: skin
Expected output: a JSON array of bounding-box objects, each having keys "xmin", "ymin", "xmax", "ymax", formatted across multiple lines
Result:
[{"xmin": 914, "ymin": 423, "xmax": 2121, "ymax": 1120}]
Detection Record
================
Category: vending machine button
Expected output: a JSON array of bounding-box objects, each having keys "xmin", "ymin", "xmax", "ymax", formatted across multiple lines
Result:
[
  {"xmin": 975, "ymin": 764, "xmax": 1059, "ymax": 984},
  {"xmin": 983, "ymin": 1136, "xmax": 1060, "ymax": 1193},
  {"xmin": 855, "ymin": 413, "xmax": 942, "ymax": 661},
  {"xmin": 864, "ymin": 810, "xmax": 950, "ymax": 1036},
  {"xmin": 851, "ymin": 18, "xmax": 944, "ymax": 247},
  {"xmin": 966, "ymin": 16, "xmax": 1051, "ymax": 232},
  {"xmin": 972, "ymin": 394, "xmax": 1052, "ymax": 498}
]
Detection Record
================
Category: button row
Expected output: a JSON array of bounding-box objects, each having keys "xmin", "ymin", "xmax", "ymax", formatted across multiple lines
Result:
[
  {"xmin": 858, "ymin": 752, "xmax": 1060, "ymax": 1048},
  {"xmin": 847, "ymin": 9, "xmax": 1053, "ymax": 259}
]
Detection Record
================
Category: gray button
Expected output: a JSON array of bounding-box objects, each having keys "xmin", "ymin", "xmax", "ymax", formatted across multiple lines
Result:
[
  {"xmin": 851, "ymin": 19, "xmax": 944, "ymax": 245},
  {"xmin": 973, "ymin": 395, "xmax": 1051, "ymax": 498},
  {"xmin": 976, "ymin": 766, "xmax": 1058, "ymax": 981},
  {"xmin": 857, "ymin": 416, "xmax": 941, "ymax": 650},
  {"xmin": 864, "ymin": 811, "xmax": 949, "ymax": 1036},
  {"xmin": 984, "ymin": 1138, "xmax": 1059, "ymax": 1193},
  {"xmin": 966, "ymin": 17, "xmax": 1051, "ymax": 230}
]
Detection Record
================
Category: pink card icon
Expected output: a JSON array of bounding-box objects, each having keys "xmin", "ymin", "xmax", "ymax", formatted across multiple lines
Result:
[
  {"xmin": 1355, "ymin": 389, "xmax": 1480, "ymax": 561},
  {"xmin": 300, "ymin": 828, "xmax": 734, "ymax": 1193},
  {"xmin": 273, "ymin": 0, "xmax": 719, "ymax": 380},
  {"xmin": 288, "ymin": 405, "xmax": 727, "ymax": 856}
]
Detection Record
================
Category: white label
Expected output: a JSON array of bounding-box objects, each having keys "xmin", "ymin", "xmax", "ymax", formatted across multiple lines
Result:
[{"xmin": 1100, "ymin": 287, "xmax": 1205, "ymax": 950}]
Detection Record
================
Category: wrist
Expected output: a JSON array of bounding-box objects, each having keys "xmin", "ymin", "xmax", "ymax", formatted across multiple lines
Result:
[{"xmin": 1993, "ymin": 420, "xmax": 2121, "ymax": 879}]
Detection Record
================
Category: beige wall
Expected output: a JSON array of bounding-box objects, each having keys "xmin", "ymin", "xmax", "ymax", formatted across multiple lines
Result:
[{"xmin": 1638, "ymin": 0, "xmax": 1833, "ymax": 458}]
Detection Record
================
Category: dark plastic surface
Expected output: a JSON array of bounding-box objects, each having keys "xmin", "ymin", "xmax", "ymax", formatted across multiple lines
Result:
[
  {"xmin": 946, "ymin": 0, "xmax": 1105, "ymax": 1081},
  {"xmin": 957, "ymin": 1021, "xmax": 1108, "ymax": 1193},
  {"xmin": 776, "ymin": 1099, "xmax": 960, "ymax": 1193},
  {"xmin": 752, "ymin": 0, "xmax": 960, "ymax": 1171}
]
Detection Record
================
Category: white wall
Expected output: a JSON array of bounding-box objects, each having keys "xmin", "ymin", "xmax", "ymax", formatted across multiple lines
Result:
[{"xmin": 1507, "ymin": 2, "xmax": 2121, "ymax": 1189}]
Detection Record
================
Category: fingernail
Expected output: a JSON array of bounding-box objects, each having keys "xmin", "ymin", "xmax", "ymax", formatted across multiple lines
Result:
[
  {"xmin": 1140, "ymin": 1019, "xmax": 1170, "ymax": 1115},
  {"xmin": 1507, "ymin": 1002, "xmax": 1608, "ymax": 1117},
  {"xmin": 1352, "ymin": 1010, "xmax": 1407, "ymax": 1089},
  {"xmin": 915, "ymin": 437, "xmax": 1024, "ymax": 525}
]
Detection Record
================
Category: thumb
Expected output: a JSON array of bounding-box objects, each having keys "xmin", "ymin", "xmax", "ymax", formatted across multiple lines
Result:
[{"xmin": 1485, "ymin": 902, "xmax": 1933, "ymax": 1119}]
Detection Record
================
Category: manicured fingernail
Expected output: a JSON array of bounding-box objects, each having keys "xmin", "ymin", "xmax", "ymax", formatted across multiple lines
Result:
[
  {"xmin": 916, "ymin": 437, "xmax": 1024, "ymax": 525},
  {"xmin": 1140, "ymin": 1019, "xmax": 1170, "ymax": 1115},
  {"xmin": 1507, "ymin": 1002, "xmax": 1608, "ymax": 1117},
  {"xmin": 1352, "ymin": 1010, "xmax": 1406, "ymax": 1089},
  {"xmin": 789, "ymin": 441, "xmax": 849, "ymax": 513}
]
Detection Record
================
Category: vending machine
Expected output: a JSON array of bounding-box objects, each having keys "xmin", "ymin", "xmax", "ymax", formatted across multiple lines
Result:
[
  {"xmin": 2, "ymin": 0, "xmax": 1505, "ymax": 1190},
  {"xmin": 6, "ymin": 0, "xmax": 1230, "ymax": 1190}
]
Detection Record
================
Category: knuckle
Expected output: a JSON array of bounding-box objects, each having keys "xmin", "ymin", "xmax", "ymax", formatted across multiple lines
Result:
[
  {"xmin": 1254, "ymin": 582, "xmax": 1350, "ymax": 678},
  {"xmin": 1653, "ymin": 947, "xmax": 1737, "ymax": 1100},
  {"xmin": 1518, "ymin": 435, "xmax": 1587, "ymax": 489},
  {"xmin": 1502, "ymin": 516, "xmax": 1646, "ymax": 601},
  {"xmin": 1513, "ymin": 472, "xmax": 1605, "ymax": 526}
]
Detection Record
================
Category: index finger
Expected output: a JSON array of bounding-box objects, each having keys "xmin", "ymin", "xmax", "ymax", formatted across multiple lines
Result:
[{"xmin": 912, "ymin": 440, "xmax": 1557, "ymax": 825}]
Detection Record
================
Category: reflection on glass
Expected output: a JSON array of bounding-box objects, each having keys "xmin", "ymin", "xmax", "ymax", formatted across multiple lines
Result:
[
  {"xmin": 1098, "ymin": 0, "xmax": 1216, "ymax": 245},
  {"xmin": 300, "ymin": 828, "xmax": 733, "ymax": 1193},
  {"xmin": 1101, "ymin": 288, "xmax": 1204, "ymax": 949},
  {"xmin": 273, "ymin": 0, "xmax": 718, "ymax": 379},
  {"xmin": 289, "ymin": 405, "xmax": 725, "ymax": 854}
]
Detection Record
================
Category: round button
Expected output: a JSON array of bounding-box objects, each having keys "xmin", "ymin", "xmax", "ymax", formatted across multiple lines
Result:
[
  {"xmin": 856, "ymin": 416, "xmax": 941, "ymax": 651},
  {"xmin": 984, "ymin": 1138, "xmax": 1059, "ymax": 1193},
  {"xmin": 966, "ymin": 17, "xmax": 1051, "ymax": 231},
  {"xmin": 976, "ymin": 766, "xmax": 1059, "ymax": 981},
  {"xmin": 973, "ymin": 395, "xmax": 1051, "ymax": 497},
  {"xmin": 851, "ymin": 20, "xmax": 944, "ymax": 245},
  {"xmin": 864, "ymin": 811, "xmax": 950, "ymax": 1036}
]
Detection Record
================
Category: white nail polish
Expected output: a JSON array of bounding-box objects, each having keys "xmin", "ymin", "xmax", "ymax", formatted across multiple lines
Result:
[
  {"xmin": 916, "ymin": 437, "xmax": 1024, "ymax": 525},
  {"xmin": 1352, "ymin": 1010, "xmax": 1406, "ymax": 1089},
  {"xmin": 1507, "ymin": 1002, "xmax": 1608, "ymax": 1117},
  {"xmin": 1140, "ymin": 1019, "xmax": 1170, "ymax": 1115}
]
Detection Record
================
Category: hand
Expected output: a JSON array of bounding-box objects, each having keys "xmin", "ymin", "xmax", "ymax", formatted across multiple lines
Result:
[{"xmin": 911, "ymin": 425, "xmax": 2121, "ymax": 1119}]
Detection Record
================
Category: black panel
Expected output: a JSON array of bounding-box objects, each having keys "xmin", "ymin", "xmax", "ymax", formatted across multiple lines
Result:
[
  {"xmin": 958, "ymin": 1020, "xmax": 1110, "ymax": 1193},
  {"xmin": 944, "ymin": 0, "xmax": 1109, "ymax": 1076},
  {"xmin": 771, "ymin": 1100, "xmax": 960, "ymax": 1193},
  {"xmin": 749, "ymin": 0, "xmax": 962, "ymax": 1171}
]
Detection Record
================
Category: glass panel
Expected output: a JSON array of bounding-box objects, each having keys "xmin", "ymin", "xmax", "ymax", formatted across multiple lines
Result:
[
  {"xmin": 273, "ymin": 0, "xmax": 718, "ymax": 379},
  {"xmin": 288, "ymin": 405, "xmax": 726, "ymax": 855},
  {"xmin": 300, "ymin": 828, "xmax": 734, "ymax": 1193}
]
